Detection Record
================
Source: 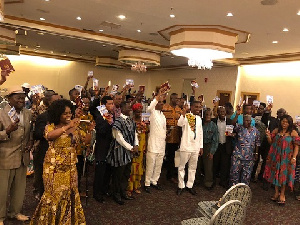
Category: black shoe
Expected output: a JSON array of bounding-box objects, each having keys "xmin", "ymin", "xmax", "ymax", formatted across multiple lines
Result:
[
  {"xmin": 144, "ymin": 186, "xmax": 151, "ymax": 193},
  {"xmin": 123, "ymin": 195, "xmax": 135, "ymax": 200},
  {"xmin": 113, "ymin": 197, "xmax": 125, "ymax": 205},
  {"xmin": 94, "ymin": 195, "xmax": 105, "ymax": 203},
  {"xmin": 177, "ymin": 188, "xmax": 184, "ymax": 195},
  {"xmin": 151, "ymin": 184, "xmax": 163, "ymax": 191},
  {"xmin": 186, "ymin": 187, "xmax": 197, "ymax": 195},
  {"xmin": 205, "ymin": 186, "xmax": 213, "ymax": 191}
]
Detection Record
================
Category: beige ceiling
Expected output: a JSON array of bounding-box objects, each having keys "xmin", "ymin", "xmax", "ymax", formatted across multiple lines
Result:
[{"xmin": 2, "ymin": 0, "xmax": 300, "ymax": 67}]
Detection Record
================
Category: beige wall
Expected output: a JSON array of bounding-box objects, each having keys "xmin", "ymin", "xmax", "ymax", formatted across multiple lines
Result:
[
  {"xmin": 148, "ymin": 66, "xmax": 239, "ymax": 107},
  {"xmin": 5, "ymin": 55, "xmax": 299, "ymax": 120},
  {"xmin": 3, "ymin": 55, "xmax": 239, "ymax": 109},
  {"xmin": 237, "ymin": 62, "xmax": 300, "ymax": 118},
  {"xmin": 3, "ymin": 55, "xmax": 151, "ymax": 99}
]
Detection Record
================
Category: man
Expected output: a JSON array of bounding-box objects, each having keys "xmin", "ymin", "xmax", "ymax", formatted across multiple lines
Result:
[
  {"xmin": 231, "ymin": 104, "xmax": 255, "ymax": 127},
  {"xmin": 68, "ymin": 87, "xmax": 80, "ymax": 115},
  {"xmin": 21, "ymin": 83, "xmax": 32, "ymax": 109},
  {"xmin": 144, "ymin": 89, "xmax": 166, "ymax": 193},
  {"xmin": 106, "ymin": 101, "xmax": 139, "ymax": 205},
  {"xmin": 251, "ymin": 102, "xmax": 267, "ymax": 182},
  {"xmin": 262, "ymin": 107, "xmax": 286, "ymax": 132},
  {"xmin": 33, "ymin": 91, "xmax": 61, "ymax": 200},
  {"xmin": 212, "ymin": 106, "xmax": 234, "ymax": 188},
  {"xmin": 199, "ymin": 109, "xmax": 219, "ymax": 190},
  {"xmin": 0, "ymin": 86, "xmax": 32, "ymax": 224},
  {"xmin": 224, "ymin": 102, "xmax": 234, "ymax": 119},
  {"xmin": 93, "ymin": 96, "xmax": 114, "ymax": 203},
  {"xmin": 230, "ymin": 115, "xmax": 260, "ymax": 186},
  {"xmin": 113, "ymin": 92, "xmax": 123, "ymax": 118},
  {"xmin": 177, "ymin": 101, "xmax": 203, "ymax": 195},
  {"xmin": 162, "ymin": 93, "xmax": 182, "ymax": 183}
]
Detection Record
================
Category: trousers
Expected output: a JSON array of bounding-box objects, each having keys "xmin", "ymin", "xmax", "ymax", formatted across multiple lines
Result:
[
  {"xmin": 230, "ymin": 156, "xmax": 254, "ymax": 186},
  {"xmin": 145, "ymin": 152, "xmax": 165, "ymax": 186},
  {"xmin": 178, "ymin": 151, "xmax": 199, "ymax": 189},
  {"xmin": 0, "ymin": 165, "xmax": 27, "ymax": 221}
]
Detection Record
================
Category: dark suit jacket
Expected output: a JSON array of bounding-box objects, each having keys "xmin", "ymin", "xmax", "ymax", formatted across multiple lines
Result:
[
  {"xmin": 33, "ymin": 111, "xmax": 49, "ymax": 164},
  {"xmin": 212, "ymin": 118, "xmax": 234, "ymax": 155},
  {"xmin": 95, "ymin": 114, "xmax": 113, "ymax": 162},
  {"xmin": 261, "ymin": 112, "xmax": 279, "ymax": 132}
]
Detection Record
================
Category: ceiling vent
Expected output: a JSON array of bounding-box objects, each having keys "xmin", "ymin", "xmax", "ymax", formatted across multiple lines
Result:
[
  {"xmin": 100, "ymin": 21, "xmax": 121, "ymax": 29},
  {"xmin": 261, "ymin": 0, "xmax": 278, "ymax": 5}
]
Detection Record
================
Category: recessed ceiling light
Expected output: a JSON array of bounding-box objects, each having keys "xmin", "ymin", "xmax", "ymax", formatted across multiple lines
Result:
[
  {"xmin": 137, "ymin": 29, "xmax": 141, "ymax": 33},
  {"xmin": 38, "ymin": 32, "xmax": 44, "ymax": 35},
  {"xmin": 50, "ymin": 51, "xmax": 54, "ymax": 54},
  {"xmin": 170, "ymin": 14, "xmax": 175, "ymax": 18},
  {"xmin": 171, "ymin": 56, "xmax": 174, "ymax": 59},
  {"xmin": 283, "ymin": 28, "xmax": 289, "ymax": 32},
  {"xmin": 99, "ymin": 29, "xmax": 104, "ymax": 32},
  {"xmin": 45, "ymin": 0, "xmax": 50, "ymax": 2},
  {"xmin": 63, "ymin": 54, "xmax": 67, "ymax": 56},
  {"xmin": 297, "ymin": 11, "xmax": 300, "ymax": 15},
  {"xmin": 102, "ymin": 44, "xmax": 106, "ymax": 47},
  {"xmin": 36, "ymin": 45, "xmax": 41, "ymax": 48},
  {"xmin": 40, "ymin": 18, "xmax": 45, "ymax": 21},
  {"xmin": 272, "ymin": 41, "xmax": 278, "ymax": 44},
  {"xmin": 227, "ymin": 12, "xmax": 233, "ymax": 17},
  {"xmin": 76, "ymin": 16, "xmax": 82, "ymax": 20},
  {"xmin": 118, "ymin": 15, "xmax": 126, "ymax": 20}
]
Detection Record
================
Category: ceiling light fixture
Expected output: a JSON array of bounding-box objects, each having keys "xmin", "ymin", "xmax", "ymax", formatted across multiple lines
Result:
[
  {"xmin": 272, "ymin": 41, "xmax": 278, "ymax": 44},
  {"xmin": 227, "ymin": 12, "xmax": 233, "ymax": 17},
  {"xmin": 297, "ymin": 11, "xmax": 300, "ymax": 15},
  {"xmin": 118, "ymin": 49, "xmax": 160, "ymax": 73},
  {"xmin": 118, "ymin": 15, "xmax": 126, "ymax": 20},
  {"xmin": 40, "ymin": 18, "xmax": 45, "ymax": 21},
  {"xmin": 99, "ymin": 29, "xmax": 104, "ymax": 32},
  {"xmin": 170, "ymin": 14, "xmax": 175, "ymax": 18},
  {"xmin": 76, "ymin": 16, "xmax": 82, "ymax": 20},
  {"xmin": 168, "ymin": 25, "xmax": 250, "ymax": 70},
  {"xmin": 137, "ymin": 29, "xmax": 141, "ymax": 33},
  {"xmin": 283, "ymin": 28, "xmax": 289, "ymax": 32}
]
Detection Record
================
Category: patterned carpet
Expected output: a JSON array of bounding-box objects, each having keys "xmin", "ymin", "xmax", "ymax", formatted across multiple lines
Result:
[{"xmin": 4, "ymin": 167, "xmax": 300, "ymax": 225}]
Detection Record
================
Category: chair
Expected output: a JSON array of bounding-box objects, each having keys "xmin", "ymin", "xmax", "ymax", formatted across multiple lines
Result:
[
  {"xmin": 182, "ymin": 200, "xmax": 245, "ymax": 225},
  {"xmin": 196, "ymin": 183, "xmax": 251, "ymax": 219}
]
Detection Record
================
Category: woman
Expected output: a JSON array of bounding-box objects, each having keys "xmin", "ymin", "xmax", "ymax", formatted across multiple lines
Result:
[
  {"xmin": 127, "ymin": 103, "xmax": 148, "ymax": 196},
  {"xmin": 31, "ymin": 99, "xmax": 93, "ymax": 225},
  {"xmin": 264, "ymin": 115, "xmax": 299, "ymax": 205}
]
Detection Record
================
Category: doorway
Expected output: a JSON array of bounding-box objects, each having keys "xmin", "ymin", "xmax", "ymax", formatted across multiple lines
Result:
[
  {"xmin": 241, "ymin": 92, "xmax": 260, "ymax": 105},
  {"xmin": 216, "ymin": 90, "xmax": 232, "ymax": 106}
]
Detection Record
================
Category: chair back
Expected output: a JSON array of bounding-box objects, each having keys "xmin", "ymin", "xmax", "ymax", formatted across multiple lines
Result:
[
  {"xmin": 220, "ymin": 183, "xmax": 252, "ymax": 208},
  {"xmin": 210, "ymin": 200, "xmax": 245, "ymax": 225}
]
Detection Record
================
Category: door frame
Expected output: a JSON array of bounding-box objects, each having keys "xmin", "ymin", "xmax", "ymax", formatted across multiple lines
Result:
[
  {"xmin": 216, "ymin": 90, "xmax": 232, "ymax": 106},
  {"xmin": 241, "ymin": 92, "xmax": 260, "ymax": 104}
]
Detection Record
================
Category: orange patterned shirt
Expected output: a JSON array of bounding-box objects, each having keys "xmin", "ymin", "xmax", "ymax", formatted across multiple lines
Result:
[{"xmin": 162, "ymin": 104, "xmax": 182, "ymax": 144}]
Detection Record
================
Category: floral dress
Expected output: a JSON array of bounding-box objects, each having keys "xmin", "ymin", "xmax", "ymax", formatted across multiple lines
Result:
[
  {"xmin": 264, "ymin": 133, "xmax": 300, "ymax": 190},
  {"xmin": 128, "ymin": 121, "xmax": 148, "ymax": 192},
  {"xmin": 30, "ymin": 124, "xmax": 86, "ymax": 225}
]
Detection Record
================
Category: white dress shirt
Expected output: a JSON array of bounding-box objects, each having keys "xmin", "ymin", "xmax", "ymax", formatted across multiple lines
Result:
[
  {"xmin": 177, "ymin": 114, "xmax": 203, "ymax": 152},
  {"xmin": 112, "ymin": 113, "xmax": 139, "ymax": 151},
  {"xmin": 217, "ymin": 118, "xmax": 226, "ymax": 144},
  {"xmin": 147, "ymin": 98, "xmax": 167, "ymax": 153}
]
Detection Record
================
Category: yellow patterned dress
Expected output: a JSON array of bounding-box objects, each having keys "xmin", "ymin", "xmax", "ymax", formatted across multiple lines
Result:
[
  {"xmin": 30, "ymin": 124, "xmax": 86, "ymax": 225},
  {"xmin": 128, "ymin": 121, "xmax": 148, "ymax": 192}
]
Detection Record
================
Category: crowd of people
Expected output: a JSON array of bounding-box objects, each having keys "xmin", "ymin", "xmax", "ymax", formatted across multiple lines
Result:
[{"xmin": 0, "ymin": 69, "xmax": 299, "ymax": 224}]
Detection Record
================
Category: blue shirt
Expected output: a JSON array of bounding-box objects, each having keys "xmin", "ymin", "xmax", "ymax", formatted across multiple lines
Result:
[
  {"xmin": 230, "ymin": 112, "xmax": 255, "ymax": 127},
  {"xmin": 233, "ymin": 125, "xmax": 260, "ymax": 160}
]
